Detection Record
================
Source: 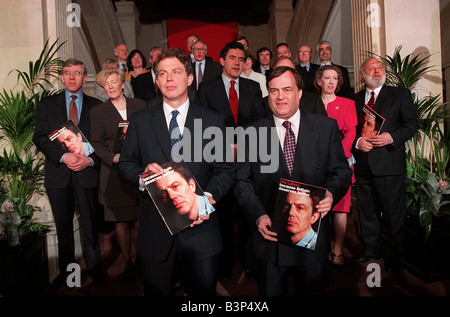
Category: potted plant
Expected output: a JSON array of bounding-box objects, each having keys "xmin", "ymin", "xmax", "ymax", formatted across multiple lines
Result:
[
  {"xmin": 0, "ymin": 39, "xmax": 63, "ymax": 295},
  {"xmin": 376, "ymin": 46, "xmax": 450, "ymax": 282}
]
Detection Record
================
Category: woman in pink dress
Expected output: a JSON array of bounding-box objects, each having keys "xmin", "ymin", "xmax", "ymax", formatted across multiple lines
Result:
[{"xmin": 315, "ymin": 65, "xmax": 357, "ymax": 266}]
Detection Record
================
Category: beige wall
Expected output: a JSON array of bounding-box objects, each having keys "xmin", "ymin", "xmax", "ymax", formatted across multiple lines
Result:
[
  {"xmin": 384, "ymin": 0, "xmax": 443, "ymax": 99},
  {"xmin": 0, "ymin": 0, "xmax": 46, "ymax": 91}
]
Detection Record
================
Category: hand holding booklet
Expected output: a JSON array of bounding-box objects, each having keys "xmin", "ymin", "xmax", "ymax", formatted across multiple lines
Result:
[
  {"xmin": 140, "ymin": 161, "xmax": 215, "ymax": 235},
  {"xmin": 272, "ymin": 179, "xmax": 326, "ymax": 250},
  {"xmin": 48, "ymin": 119, "xmax": 94, "ymax": 156}
]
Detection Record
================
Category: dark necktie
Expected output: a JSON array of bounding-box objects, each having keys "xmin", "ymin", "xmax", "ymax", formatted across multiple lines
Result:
[
  {"xmin": 169, "ymin": 110, "xmax": 182, "ymax": 157},
  {"xmin": 229, "ymin": 80, "xmax": 239, "ymax": 125},
  {"xmin": 69, "ymin": 95, "xmax": 78, "ymax": 125},
  {"xmin": 367, "ymin": 91, "xmax": 375, "ymax": 108},
  {"xmin": 282, "ymin": 121, "xmax": 296, "ymax": 176},
  {"xmin": 121, "ymin": 63, "xmax": 127, "ymax": 72},
  {"xmin": 198, "ymin": 62, "xmax": 203, "ymax": 86}
]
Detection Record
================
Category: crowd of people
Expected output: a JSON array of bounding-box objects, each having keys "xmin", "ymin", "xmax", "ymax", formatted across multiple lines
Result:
[{"xmin": 32, "ymin": 33, "xmax": 419, "ymax": 296}]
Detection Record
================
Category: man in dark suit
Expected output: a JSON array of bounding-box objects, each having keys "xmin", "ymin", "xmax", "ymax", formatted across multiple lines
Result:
[
  {"xmin": 191, "ymin": 40, "xmax": 222, "ymax": 91},
  {"xmin": 197, "ymin": 41, "xmax": 265, "ymax": 129},
  {"xmin": 117, "ymin": 48, "xmax": 235, "ymax": 296},
  {"xmin": 316, "ymin": 40, "xmax": 353, "ymax": 99},
  {"xmin": 196, "ymin": 41, "xmax": 265, "ymax": 278},
  {"xmin": 296, "ymin": 44, "xmax": 320, "ymax": 93},
  {"xmin": 352, "ymin": 57, "xmax": 419, "ymax": 271},
  {"xmin": 32, "ymin": 58, "xmax": 103, "ymax": 285},
  {"xmin": 234, "ymin": 66, "xmax": 352, "ymax": 296},
  {"xmin": 252, "ymin": 46, "xmax": 273, "ymax": 78}
]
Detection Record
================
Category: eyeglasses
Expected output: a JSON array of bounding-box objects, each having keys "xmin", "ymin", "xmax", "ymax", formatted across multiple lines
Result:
[
  {"xmin": 63, "ymin": 70, "xmax": 83, "ymax": 77},
  {"xmin": 192, "ymin": 48, "xmax": 206, "ymax": 51}
]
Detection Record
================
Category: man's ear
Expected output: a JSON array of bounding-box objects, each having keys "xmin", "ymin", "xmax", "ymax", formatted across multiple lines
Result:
[
  {"xmin": 311, "ymin": 211, "xmax": 320, "ymax": 224},
  {"xmin": 188, "ymin": 178, "xmax": 196, "ymax": 192}
]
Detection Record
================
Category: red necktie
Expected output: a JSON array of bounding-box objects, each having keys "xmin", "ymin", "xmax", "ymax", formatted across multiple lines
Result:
[
  {"xmin": 367, "ymin": 91, "xmax": 375, "ymax": 108},
  {"xmin": 282, "ymin": 121, "xmax": 296, "ymax": 176},
  {"xmin": 229, "ymin": 80, "xmax": 239, "ymax": 125},
  {"xmin": 69, "ymin": 95, "xmax": 78, "ymax": 125}
]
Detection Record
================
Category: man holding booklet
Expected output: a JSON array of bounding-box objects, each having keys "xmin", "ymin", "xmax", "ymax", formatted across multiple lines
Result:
[
  {"xmin": 118, "ymin": 48, "xmax": 234, "ymax": 296},
  {"xmin": 234, "ymin": 66, "xmax": 352, "ymax": 296}
]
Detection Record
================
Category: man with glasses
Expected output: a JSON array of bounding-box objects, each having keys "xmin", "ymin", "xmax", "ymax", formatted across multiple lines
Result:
[{"xmin": 33, "ymin": 58, "xmax": 103, "ymax": 287}]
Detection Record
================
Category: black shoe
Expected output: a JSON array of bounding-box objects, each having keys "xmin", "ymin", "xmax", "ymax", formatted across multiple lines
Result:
[{"xmin": 354, "ymin": 255, "xmax": 380, "ymax": 263}]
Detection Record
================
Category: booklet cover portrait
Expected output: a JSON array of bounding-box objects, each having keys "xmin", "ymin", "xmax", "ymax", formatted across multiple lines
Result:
[
  {"xmin": 48, "ymin": 119, "xmax": 94, "ymax": 156},
  {"xmin": 112, "ymin": 120, "xmax": 129, "ymax": 153},
  {"xmin": 359, "ymin": 105, "xmax": 385, "ymax": 139},
  {"xmin": 140, "ymin": 161, "xmax": 215, "ymax": 235},
  {"xmin": 272, "ymin": 179, "xmax": 326, "ymax": 250}
]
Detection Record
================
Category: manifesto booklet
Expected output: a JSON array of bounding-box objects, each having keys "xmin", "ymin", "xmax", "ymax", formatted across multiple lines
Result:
[
  {"xmin": 112, "ymin": 120, "xmax": 129, "ymax": 153},
  {"xmin": 48, "ymin": 119, "xmax": 94, "ymax": 156},
  {"xmin": 359, "ymin": 105, "xmax": 385, "ymax": 138},
  {"xmin": 272, "ymin": 178, "xmax": 326, "ymax": 250},
  {"xmin": 140, "ymin": 161, "xmax": 215, "ymax": 235}
]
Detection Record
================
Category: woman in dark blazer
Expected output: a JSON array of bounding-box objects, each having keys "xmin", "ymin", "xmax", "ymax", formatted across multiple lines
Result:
[{"xmin": 90, "ymin": 67, "xmax": 147, "ymax": 280}]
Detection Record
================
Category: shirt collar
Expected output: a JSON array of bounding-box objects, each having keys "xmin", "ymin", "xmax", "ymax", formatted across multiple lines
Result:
[
  {"xmin": 273, "ymin": 109, "xmax": 301, "ymax": 131},
  {"xmin": 163, "ymin": 97, "xmax": 189, "ymax": 121}
]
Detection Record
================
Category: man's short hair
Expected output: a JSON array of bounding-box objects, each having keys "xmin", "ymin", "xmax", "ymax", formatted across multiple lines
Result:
[
  {"xmin": 266, "ymin": 66, "xmax": 303, "ymax": 90},
  {"xmin": 256, "ymin": 47, "xmax": 273, "ymax": 59},
  {"xmin": 219, "ymin": 41, "xmax": 245, "ymax": 60},
  {"xmin": 154, "ymin": 48, "xmax": 194, "ymax": 77},
  {"xmin": 61, "ymin": 58, "xmax": 87, "ymax": 76}
]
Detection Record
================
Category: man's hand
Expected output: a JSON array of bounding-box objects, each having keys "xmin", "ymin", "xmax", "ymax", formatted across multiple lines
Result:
[
  {"xmin": 357, "ymin": 137, "xmax": 374, "ymax": 153},
  {"xmin": 256, "ymin": 214, "xmax": 277, "ymax": 242},
  {"xmin": 144, "ymin": 162, "xmax": 164, "ymax": 174},
  {"xmin": 63, "ymin": 153, "xmax": 92, "ymax": 171},
  {"xmin": 190, "ymin": 214, "xmax": 210, "ymax": 227},
  {"xmin": 369, "ymin": 132, "xmax": 393, "ymax": 147},
  {"xmin": 315, "ymin": 190, "xmax": 333, "ymax": 218}
]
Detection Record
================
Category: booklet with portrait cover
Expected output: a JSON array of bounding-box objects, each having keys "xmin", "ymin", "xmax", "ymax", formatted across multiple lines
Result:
[
  {"xmin": 140, "ymin": 161, "xmax": 215, "ymax": 235},
  {"xmin": 48, "ymin": 119, "xmax": 94, "ymax": 156},
  {"xmin": 359, "ymin": 105, "xmax": 386, "ymax": 138},
  {"xmin": 112, "ymin": 120, "xmax": 129, "ymax": 153},
  {"xmin": 271, "ymin": 178, "xmax": 326, "ymax": 250}
]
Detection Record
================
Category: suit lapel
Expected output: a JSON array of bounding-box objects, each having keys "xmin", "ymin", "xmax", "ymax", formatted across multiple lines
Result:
[
  {"xmin": 150, "ymin": 104, "xmax": 172, "ymax": 161},
  {"xmin": 264, "ymin": 117, "xmax": 290, "ymax": 179},
  {"xmin": 292, "ymin": 112, "xmax": 318, "ymax": 179},
  {"xmin": 56, "ymin": 93, "xmax": 68, "ymax": 123},
  {"xmin": 216, "ymin": 78, "xmax": 233, "ymax": 118}
]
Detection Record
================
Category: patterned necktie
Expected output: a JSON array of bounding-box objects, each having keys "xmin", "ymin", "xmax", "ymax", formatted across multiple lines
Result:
[
  {"xmin": 69, "ymin": 95, "xmax": 78, "ymax": 125},
  {"xmin": 282, "ymin": 121, "xmax": 296, "ymax": 176},
  {"xmin": 169, "ymin": 110, "xmax": 182, "ymax": 157},
  {"xmin": 121, "ymin": 63, "xmax": 127, "ymax": 72},
  {"xmin": 229, "ymin": 80, "xmax": 239, "ymax": 125},
  {"xmin": 367, "ymin": 91, "xmax": 375, "ymax": 108},
  {"xmin": 198, "ymin": 62, "xmax": 203, "ymax": 87}
]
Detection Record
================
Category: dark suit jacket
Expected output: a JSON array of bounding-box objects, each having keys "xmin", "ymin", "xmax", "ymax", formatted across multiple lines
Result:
[
  {"xmin": 296, "ymin": 63, "xmax": 320, "ymax": 93},
  {"xmin": 332, "ymin": 63, "xmax": 354, "ymax": 99},
  {"xmin": 263, "ymin": 90, "xmax": 327, "ymax": 117},
  {"xmin": 191, "ymin": 60, "xmax": 223, "ymax": 91},
  {"xmin": 132, "ymin": 71, "xmax": 161, "ymax": 103},
  {"xmin": 33, "ymin": 91, "xmax": 101, "ymax": 189},
  {"xmin": 234, "ymin": 111, "xmax": 352, "ymax": 266},
  {"xmin": 117, "ymin": 102, "xmax": 235, "ymax": 262},
  {"xmin": 352, "ymin": 85, "xmax": 419, "ymax": 176},
  {"xmin": 252, "ymin": 64, "xmax": 272, "ymax": 78},
  {"xmin": 196, "ymin": 75, "xmax": 265, "ymax": 128},
  {"xmin": 90, "ymin": 97, "xmax": 147, "ymax": 206}
]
